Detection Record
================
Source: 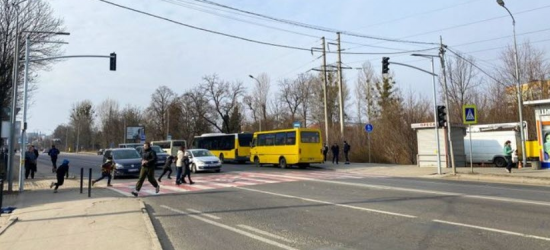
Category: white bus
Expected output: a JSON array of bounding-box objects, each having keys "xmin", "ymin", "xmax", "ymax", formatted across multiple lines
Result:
[{"xmin": 151, "ymin": 140, "xmax": 187, "ymax": 156}]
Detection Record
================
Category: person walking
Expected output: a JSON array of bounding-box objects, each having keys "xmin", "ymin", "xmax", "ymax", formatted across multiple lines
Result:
[
  {"xmin": 50, "ymin": 159, "xmax": 69, "ymax": 193},
  {"xmin": 175, "ymin": 146, "xmax": 185, "ymax": 185},
  {"xmin": 322, "ymin": 144, "xmax": 329, "ymax": 163},
  {"xmin": 131, "ymin": 142, "xmax": 160, "ymax": 197},
  {"xmin": 48, "ymin": 145, "xmax": 60, "ymax": 173},
  {"xmin": 158, "ymin": 155, "xmax": 174, "ymax": 182},
  {"xmin": 504, "ymin": 140, "xmax": 514, "ymax": 173},
  {"xmin": 343, "ymin": 141, "xmax": 351, "ymax": 165},
  {"xmin": 181, "ymin": 154, "xmax": 195, "ymax": 185},
  {"xmin": 24, "ymin": 146, "xmax": 37, "ymax": 179},
  {"xmin": 331, "ymin": 143, "xmax": 339, "ymax": 165},
  {"xmin": 92, "ymin": 155, "xmax": 115, "ymax": 187}
]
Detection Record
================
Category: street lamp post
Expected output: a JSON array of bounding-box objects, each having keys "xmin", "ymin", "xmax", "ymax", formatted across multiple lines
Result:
[
  {"xmin": 412, "ymin": 54, "xmax": 442, "ymax": 175},
  {"xmin": 496, "ymin": 0, "xmax": 526, "ymax": 167},
  {"xmin": 248, "ymin": 75, "xmax": 262, "ymax": 132}
]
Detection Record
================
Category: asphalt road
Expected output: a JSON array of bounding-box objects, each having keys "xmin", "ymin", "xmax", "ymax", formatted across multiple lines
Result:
[
  {"xmin": 9, "ymin": 154, "xmax": 550, "ymax": 249},
  {"xmin": 142, "ymin": 168, "xmax": 550, "ymax": 250}
]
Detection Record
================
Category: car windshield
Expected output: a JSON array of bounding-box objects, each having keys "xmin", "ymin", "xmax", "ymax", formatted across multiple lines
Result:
[
  {"xmin": 112, "ymin": 150, "xmax": 140, "ymax": 159},
  {"xmin": 191, "ymin": 150, "xmax": 214, "ymax": 157},
  {"xmin": 151, "ymin": 146, "xmax": 164, "ymax": 153}
]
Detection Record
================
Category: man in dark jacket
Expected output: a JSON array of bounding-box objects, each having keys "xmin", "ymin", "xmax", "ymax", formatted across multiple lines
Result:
[
  {"xmin": 48, "ymin": 145, "xmax": 60, "ymax": 173},
  {"xmin": 343, "ymin": 141, "xmax": 351, "ymax": 164},
  {"xmin": 132, "ymin": 142, "xmax": 160, "ymax": 197},
  {"xmin": 50, "ymin": 159, "xmax": 69, "ymax": 193},
  {"xmin": 331, "ymin": 143, "xmax": 339, "ymax": 165},
  {"xmin": 322, "ymin": 144, "xmax": 329, "ymax": 163}
]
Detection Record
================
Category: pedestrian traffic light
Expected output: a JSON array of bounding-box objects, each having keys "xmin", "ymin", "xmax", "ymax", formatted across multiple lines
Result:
[
  {"xmin": 110, "ymin": 52, "xmax": 116, "ymax": 71},
  {"xmin": 382, "ymin": 57, "xmax": 390, "ymax": 74},
  {"xmin": 437, "ymin": 105, "xmax": 447, "ymax": 128}
]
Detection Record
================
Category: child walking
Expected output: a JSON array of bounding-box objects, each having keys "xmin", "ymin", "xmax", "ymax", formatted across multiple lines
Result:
[
  {"xmin": 158, "ymin": 155, "xmax": 174, "ymax": 182},
  {"xmin": 92, "ymin": 156, "xmax": 115, "ymax": 186},
  {"xmin": 50, "ymin": 159, "xmax": 69, "ymax": 193}
]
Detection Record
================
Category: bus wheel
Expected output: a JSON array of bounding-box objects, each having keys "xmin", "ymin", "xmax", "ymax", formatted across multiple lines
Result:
[
  {"xmin": 254, "ymin": 157, "xmax": 261, "ymax": 167},
  {"xmin": 279, "ymin": 157, "xmax": 287, "ymax": 169},
  {"xmin": 219, "ymin": 154, "xmax": 224, "ymax": 163}
]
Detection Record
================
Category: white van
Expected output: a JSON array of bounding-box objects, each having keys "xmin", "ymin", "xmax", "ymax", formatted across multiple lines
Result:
[{"xmin": 464, "ymin": 123, "xmax": 524, "ymax": 167}]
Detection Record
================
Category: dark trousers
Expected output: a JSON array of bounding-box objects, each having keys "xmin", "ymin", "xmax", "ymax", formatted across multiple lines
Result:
[
  {"xmin": 344, "ymin": 152, "xmax": 350, "ymax": 163},
  {"xmin": 51, "ymin": 156, "xmax": 58, "ymax": 168},
  {"xmin": 332, "ymin": 153, "xmax": 339, "ymax": 164},
  {"xmin": 135, "ymin": 167, "xmax": 158, "ymax": 191},
  {"xmin": 505, "ymin": 156, "xmax": 513, "ymax": 172},
  {"xmin": 158, "ymin": 168, "xmax": 172, "ymax": 180},
  {"xmin": 181, "ymin": 165, "xmax": 192, "ymax": 183},
  {"xmin": 175, "ymin": 167, "xmax": 183, "ymax": 183},
  {"xmin": 25, "ymin": 164, "xmax": 36, "ymax": 179},
  {"xmin": 94, "ymin": 172, "xmax": 112, "ymax": 185},
  {"xmin": 323, "ymin": 153, "xmax": 327, "ymax": 162},
  {"xmin": 54, "ymin": 175, "xmax": 65, "ymax": 190}
]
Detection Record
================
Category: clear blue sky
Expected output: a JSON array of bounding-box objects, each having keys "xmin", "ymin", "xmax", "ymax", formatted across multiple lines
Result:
[{"xmin": 29, "ymin": 0, "xmax": 550, "ymax": 134}]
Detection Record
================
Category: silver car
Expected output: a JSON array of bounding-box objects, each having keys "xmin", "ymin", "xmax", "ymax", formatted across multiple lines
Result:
[{"xmin": 187, "ymin": 149, "xmax": 222, "ymax": 173}]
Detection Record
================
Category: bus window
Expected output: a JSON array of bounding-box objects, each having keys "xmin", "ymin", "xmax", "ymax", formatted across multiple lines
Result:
[
  {"xmin": 258, "ymin": 134, "xmax": 267, "ymax": 146},
  {"xmin": 275, "ymin": 132, "xmax": 286, "ymax": 145},
  {"xmin": 251, "ymin": 138, "xmax": 256, "ymax": 147},
  {"xmin": 238, "ymin": 133, "xmax": 253, "ymax": 147},
  {"xmin": 301, "ymin": 131, "xmax": 320, "ymax": 143},
  {"xmin": 286, "ymin": 131, "xmax": 296, "ymax": 145},
  {"xmin": 265, "ymin": 134, "xmax": 275, "ymax": 146}
]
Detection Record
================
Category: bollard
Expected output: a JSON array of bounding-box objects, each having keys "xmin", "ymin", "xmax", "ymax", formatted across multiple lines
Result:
[
  {"xmin": 88, "ymin": 168, "xmax": 92, "ymax": 198},
  {"xmin": 80, "ymin": 168, "xmax": 84, "ymax": 194}
]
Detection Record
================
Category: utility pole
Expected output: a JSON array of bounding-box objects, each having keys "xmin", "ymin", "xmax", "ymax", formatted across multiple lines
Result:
[
  {"xmin": 336, "ymin": 32, "xmax": 345, "ymax": 139},
  {"xmin": 7, "ymin": 5, "xmax": 21, "ymax": 192},
  {"xmin": 439, "ymin": 36, "xmax": 456, "ymax": 174},
  {"xmin": 322, "ymin": 37, "xmax": 330, "ymax": 145}
]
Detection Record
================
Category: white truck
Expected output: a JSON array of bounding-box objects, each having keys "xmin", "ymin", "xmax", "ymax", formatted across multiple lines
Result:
[{"xmin": 464, "ymin": 123, "xmax": 525, "ymax": 167}]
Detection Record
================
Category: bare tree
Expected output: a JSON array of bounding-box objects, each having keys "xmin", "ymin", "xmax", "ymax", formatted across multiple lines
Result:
[
  {"xmin": 201, "ymin": 74, "xmax": 245, "ymax": 133},
  {"xmin": 146, "ymin": 86, "xmax": 175, "ymax": 140},
  {"xmin": 445, "ymin": 53, "xmax": 483, "ymax": 122},
  {"xmin": 0, "ymin": 0, "xmax": 65, "ymax": 112},
  {"xmin": 96, "ymin": 99, "xmax": 120, "ymax": 148},
  {"xmin": 279, "ymin": 78, "xmax": 302, "ymax": 127},
  {"xmin": 70, "ymin": 100, "xmax": 95, "ymax": 151},
  {"xmin": 355, "ymin": 62, "xmax": 379, "ymax": 123}
]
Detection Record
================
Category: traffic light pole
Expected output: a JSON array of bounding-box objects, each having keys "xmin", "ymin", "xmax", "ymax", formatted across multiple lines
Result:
[
  {"xmin": 384, "ymin": 60, "xmax": 442, "ymax": 174},
  {"xmin": 439, "ymin": 37, "xmax": 456, "ymax": 175}
]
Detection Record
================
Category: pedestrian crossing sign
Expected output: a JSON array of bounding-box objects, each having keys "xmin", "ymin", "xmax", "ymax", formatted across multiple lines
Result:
[{"xmin": 463, "ymin": 105, "xmax": 477, "ymax": 124}]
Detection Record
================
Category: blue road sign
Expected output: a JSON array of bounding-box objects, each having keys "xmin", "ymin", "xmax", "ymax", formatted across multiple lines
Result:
[{"xmin": 365, "ymin": 123, "xmax": 373, "ymax": 133}]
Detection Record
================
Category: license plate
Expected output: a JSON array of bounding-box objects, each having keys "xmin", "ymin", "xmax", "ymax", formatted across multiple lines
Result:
[
  {"xmin": 128, "ymin": 169, "xmax": 139, "ymax": 172},
  {"xmin": 158, "ymin": 161, "xmax": 165, "ymax": 164}
]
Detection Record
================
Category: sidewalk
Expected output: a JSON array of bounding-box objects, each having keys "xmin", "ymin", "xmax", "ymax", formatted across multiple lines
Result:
[
  {"xmin": 0, "ymin": 169, "xmax": 161, "ymax": 250},
  {"xmin": 321, "ymin": 162, "xmax": 550, "ymax": 186}
]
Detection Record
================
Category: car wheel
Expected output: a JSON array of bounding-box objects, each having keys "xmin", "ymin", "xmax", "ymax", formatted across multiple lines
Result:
[
  {"xmin": 494, "ymin": 157, "xmax": 507, "ymax": 168},
  {"xmin": 254, "ymin": 157, "xmax": 261, "ymax": 167},
  {"xmin": 191, "ymin": 163, "xmax": 197, "ymax": 173},
  {"xmin": 279, "ymin": 157, "xmax": 287, "ymax": 169},
  {"xmin": 219, "ymin": 154, "xmax": 225, "ymax": 163}
]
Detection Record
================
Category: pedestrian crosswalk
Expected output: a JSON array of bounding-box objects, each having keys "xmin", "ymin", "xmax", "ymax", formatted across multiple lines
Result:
[{"xmin": 108, "ymin": 170, "xmax": 388, "ymax": 197}]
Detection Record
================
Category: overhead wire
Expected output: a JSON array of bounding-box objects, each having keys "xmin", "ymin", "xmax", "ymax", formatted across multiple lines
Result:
[
  {"xmin": 345, "ymin": 4, "xmax": 550, "ymax": 51},
  {"xmin": 188, "ymin": 0, "xmax": 438, "ymax": 45},
  {"xmin": 159, "ymin": 0, "xmax": 321, "ymax": 39}
]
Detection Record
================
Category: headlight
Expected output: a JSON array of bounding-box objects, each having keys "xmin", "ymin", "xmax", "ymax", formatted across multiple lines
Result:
[
  {"xmin": 115, "ymin": 163, "xmax": 124, "ymax": 169},
  {"xmin": 194, "ymin": 159, "xmax": 205, "ymax": 165}
]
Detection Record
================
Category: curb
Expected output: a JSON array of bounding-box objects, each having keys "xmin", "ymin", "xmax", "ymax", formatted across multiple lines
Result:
[
  {"xmin": 0, "ymin": 216, "xmax": 18, "ymax": 236},
  {"xmin": 443, "ymin": 173, "xmax": 550, "ymax": 186},
  {"xmin": 139, "ymin": 201, "xmax": 163, "ymax": 250}
]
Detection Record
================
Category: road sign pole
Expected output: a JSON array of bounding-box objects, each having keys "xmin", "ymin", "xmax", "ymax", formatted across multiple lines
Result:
[
  {"xmin": 469, "ymin": 124, "xmax": 473, "ymax": 173},
  {"xmin": 368, "ymin": 133, "xmax": 371, "ymax": 163}
]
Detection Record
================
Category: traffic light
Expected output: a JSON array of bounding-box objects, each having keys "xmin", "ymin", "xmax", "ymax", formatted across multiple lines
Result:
[
  {"xmin": 110, "ymin": 52, "xmax": 117, "ymax": 71},
  {"xmin": 437, "ymin": 105, "xmax": 447, "ymax": 128},
  {"xmin": 382, "ymin": 57, "xmax": 390, "ymax": 74}
]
